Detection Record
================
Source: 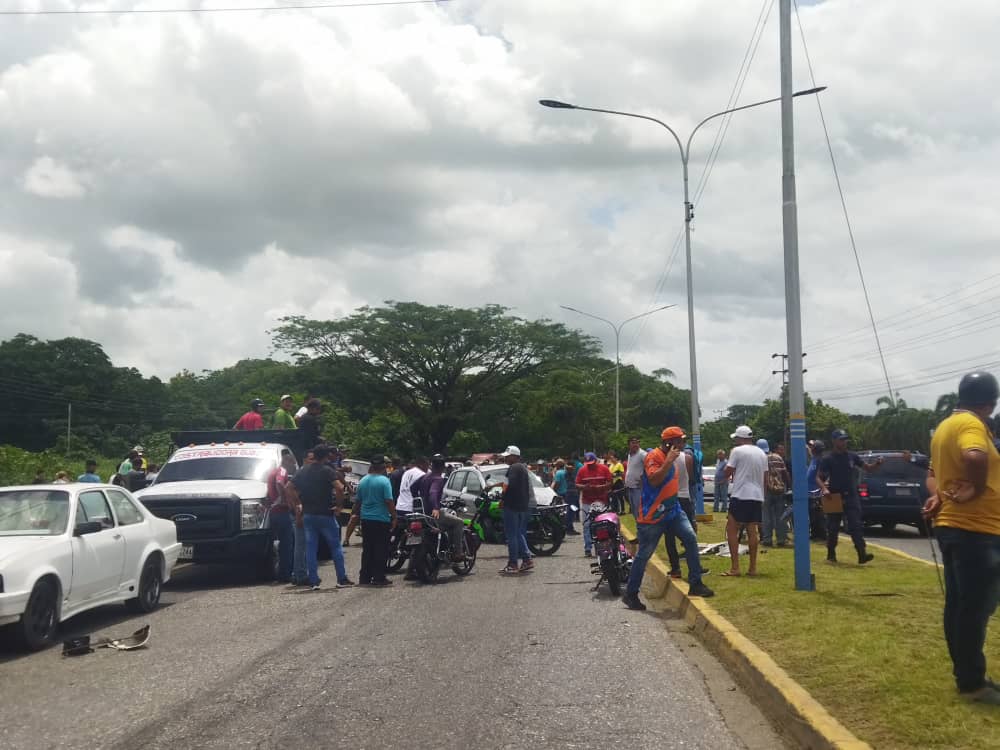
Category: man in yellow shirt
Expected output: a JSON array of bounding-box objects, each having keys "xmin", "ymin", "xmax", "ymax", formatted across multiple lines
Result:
[{"xmin": 925, "ymin": 371, "xmax": 1000, "ymax": 704}]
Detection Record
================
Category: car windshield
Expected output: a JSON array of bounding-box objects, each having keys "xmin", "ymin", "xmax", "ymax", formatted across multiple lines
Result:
[
  {"xmin": 864, "ymin": 457, "xmax": 926, "ymax": 482},
  {"xmin": 0, "ymin": 490, "xmax": 71, "ymax": 536},
  {"xmin": 481, "ymin": 466, "xmax": 545, "ymax": 488},
  {"xmin": 154, "ymin": 457, "xmax": 276, "ymax": 484}
]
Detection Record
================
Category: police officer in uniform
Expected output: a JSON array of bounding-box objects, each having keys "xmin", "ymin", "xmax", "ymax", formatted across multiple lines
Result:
[{"xmin": 816, "ymin": 429, "xmax": 883, "ymax": 564}]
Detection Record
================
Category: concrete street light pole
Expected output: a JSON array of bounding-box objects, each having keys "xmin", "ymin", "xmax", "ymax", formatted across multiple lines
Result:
[
  {"xmin": 559, "ymin": 304, "xmax": 676, "ymax": 434},
  {"xmin": 542, "ymin": 87, "xmax": 824, "ymax": 511},
  {"xmin": 779, "ymin": 0, "xmax": 814, "ymax": 592}
]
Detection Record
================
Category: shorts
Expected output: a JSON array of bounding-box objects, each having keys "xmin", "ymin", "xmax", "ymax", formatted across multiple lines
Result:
[{"xmin": 729, "ymin": 498, "xmax": 763, "ymax": 524}]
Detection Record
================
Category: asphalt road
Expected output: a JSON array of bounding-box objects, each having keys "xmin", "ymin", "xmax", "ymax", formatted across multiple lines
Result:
[
  {"xmin": 861, "ymin": 524, "xmax": 938, "ymax": 563},
  {"xmin": 0, "ymin": 544, "xmax": 785, "ymax": 750}
]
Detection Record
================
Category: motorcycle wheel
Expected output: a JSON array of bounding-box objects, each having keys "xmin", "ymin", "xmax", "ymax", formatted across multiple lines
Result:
[
  {"xmin": 527, "ymin": 515, "xmax": 565, "ymax": 557},
  {"xmin": 387, "ymin": 534, "xmax": 409, "ymax": 572},
  {"xmin": 481, "ymin": 517, "xmax": 504, "ymax": 545},
  {"xmin": 602, "ymin": 558, "xmax": 622, "ymax": 596},
  {"xmin": 413, "ymin": 545, "xmax": 441, "ymax": 584},
  {"xmin": 452, "ymin": 534, "xmax": 478, "ymax": 576}
]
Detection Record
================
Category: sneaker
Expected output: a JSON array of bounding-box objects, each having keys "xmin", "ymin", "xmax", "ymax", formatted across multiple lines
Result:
[
  {"xmin": 963, "ymin": 685, "xmax": 1000, "ymax": 705},
  {"xmin": 310, "ymin": 584, "xmax": 321, "ymax": 591},
  {"xmin": 858, "ymin": 552, "xmax": 874, "ymax": 565},
  {"xmin": 688, "ymin": 582, "xmax": 715, "ymax": 598},
  {"xmin": 826, "ymin": 558, "xmax": 838, "ymax": 565},
  {"xmin": 499, "ymin": 564, "xmax": 520, "ymax": 575},
  {"xmin": 337, "ymin": 579, "xmax": 356, "ymax": 588},
  {"xmin": 520, "ymin": 559, "xmax": 535, "ymax": 572},
  {"xmin": 371, "ymin": 580, "xmax": 393, "ymax": 588},
  {"xmin": 584, "ymin": 550, "xmax": 593, "ymax": 558},
  {"xmin": 668, "ymin": 569, "xmax": 683, "ymax": 579},
  {"xmin": 622, "ymin": 593, "xmax": 647, "ymax": 611}
]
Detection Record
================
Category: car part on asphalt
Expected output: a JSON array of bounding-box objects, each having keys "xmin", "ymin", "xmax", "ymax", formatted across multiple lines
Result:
[{"xmin": 62, "ymin": 624, "xmax": 151, "ymax": 657}]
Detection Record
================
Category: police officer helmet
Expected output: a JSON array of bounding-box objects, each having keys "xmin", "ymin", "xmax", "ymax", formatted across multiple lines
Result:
[{"xmin": 957, "ymin": 371, "xmax": 1000, "ymax": 406}]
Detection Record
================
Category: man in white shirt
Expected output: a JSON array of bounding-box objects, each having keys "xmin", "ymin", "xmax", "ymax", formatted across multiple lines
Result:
[
  {"xmin": 623, "ymin": 436, "xmax": 647, "ymax": 516},
  {"xmin": 396, "ymin": 457, "xmax": 429, "ymax": 514},
  {"xmin": 723, "ymin": 425, "xmax": 768, "ymax": 577}
]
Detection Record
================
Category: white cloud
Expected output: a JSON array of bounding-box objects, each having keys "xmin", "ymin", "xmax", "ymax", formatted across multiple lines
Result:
[
  {"xmin": 21, "ymin": 156, "xmax": 90, "ymax": 198},
  {"xmin": 1, "ymin": 0, "xmax": 999, "ymax": 427}
]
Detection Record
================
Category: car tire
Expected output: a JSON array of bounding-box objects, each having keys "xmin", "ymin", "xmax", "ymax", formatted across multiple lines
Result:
[
  {"xmin": 126, "ymin": 557, "xmax": 163, "ymax": 614},
  {"xmin": 18, "ymin": 579, "xmax": 59, "ymax": 651}
]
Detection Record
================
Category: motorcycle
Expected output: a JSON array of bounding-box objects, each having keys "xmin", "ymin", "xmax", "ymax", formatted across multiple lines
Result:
[
  {"xmin": 386, "ymin": 519, "xmax": 412, "ymax": 573},
  {"xmin": 468, "ymin": 490, "xmax": 568, "ymax": 556},
  {"xmin": 405, "ymin": 498, "xmax": 481, "ymax": 583},
  {"xmin": 586, "ymin": 502, "xmax": 632, "ymax": 596}
]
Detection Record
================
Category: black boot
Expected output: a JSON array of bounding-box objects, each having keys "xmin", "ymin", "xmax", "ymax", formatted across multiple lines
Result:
[
  {"xmin": 857, "ymin": 548, "xmax": 874, "ymax": 565},
  {"xmin": 826, "ymin": 547, "xmax": 837, "ymax": 564}
]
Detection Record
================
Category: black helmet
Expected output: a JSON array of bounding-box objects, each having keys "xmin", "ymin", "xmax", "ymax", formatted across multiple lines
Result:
[
  {"xmin": 958, "ymin": 371, "xmax": 999, "ymax": 406},
  {"xmin": 431, "ymin": 453, "xmax": 446, "ymax": 466},
  {"xmin": 251, "ymin": 398, "xmax": 265, "ymax": 409},
  {"xmin": 810, "ymin": 440, "xmax": 825, "ymax": 453}
]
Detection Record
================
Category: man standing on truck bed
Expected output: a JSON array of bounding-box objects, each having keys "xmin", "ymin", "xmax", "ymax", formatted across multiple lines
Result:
[
  {"xmin": 298, "ymin": 399, "xmax": 323, "ymax": 448},
  {"xmin": 273, "ymin": 395, "xmax": 297, "ymax": 430},
  {"xmin": 234, "ymin": 399, "xmax": 265, "ymax": 430},
  {"xmin": 285, "ymin": 444, "xmax": 354, "ymax": 590}
]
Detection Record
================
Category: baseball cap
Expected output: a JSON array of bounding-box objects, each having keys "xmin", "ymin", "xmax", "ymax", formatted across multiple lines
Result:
[
  {"xmin": 757, "ymin": 439, "xmax": 770, "ymax": 452},
  {"xmin": 831, "ymin": 429, "xmax": 850, "ymax": 441},
  {"xmin": 280, "ymin": 394, "xmax": 292, "ymax": 401},
  {"xmin": 661, "ymin": 426, "xmax": 686, "ymax": 441},
  {"xmin": 500, "ymin": 445, "xmax": 521, "ymax": 457},
  {"xmin": 132, "ymin": 444, "xmax": 145, "ymax": 453},
  {"xmin": 584, "ymin": 452, "xmax": 598, "ymax": 463},
  {"xmin": 370, "ymin": 455, "xmax": 386, "ymax": 466},
  {"xmin": 730, "ymin": 425, "xmax": 753, "ymax": 440}
]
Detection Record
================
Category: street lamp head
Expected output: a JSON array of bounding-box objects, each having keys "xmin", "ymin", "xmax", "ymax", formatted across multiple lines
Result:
[
  {"xmin": 792, "ymin": 86, "xmax": 827, "ymax": 97},
  {"xmin": 539, "ymin": 99, "xmax": 577, "ymax": 109}
]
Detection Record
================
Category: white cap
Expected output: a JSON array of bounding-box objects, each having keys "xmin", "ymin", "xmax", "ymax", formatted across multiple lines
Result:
[
  {"xmin": 730, "ymin": 425, "xmax": 753, "ymax": 440},
  {"xmin": 280, "ymin": 394, "xmax": 292, "ymax": 401},
  {"xmin": 133, "ymin": 445, "xmax": 145, "ymax": 453},
  {"xmin": 500, "ymin": 445, "xmax": 521, "ymax": 457}
]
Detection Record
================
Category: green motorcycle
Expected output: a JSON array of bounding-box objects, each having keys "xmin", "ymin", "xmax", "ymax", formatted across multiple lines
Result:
[{"xmin": 466, "ymin": 490, "xmax": 568, "ymax": 556}]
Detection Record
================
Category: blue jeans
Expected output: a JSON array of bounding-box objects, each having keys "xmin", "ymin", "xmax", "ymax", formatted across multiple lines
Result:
[
  {"xmin": 293, "ymin": 522, "xmax": 307, "ymax": 583},
  {"xmin": 582, "ymin": 503, "xmax": 593, "ymax": 553},
  {"xmin": 626, "ymin": 487, "xmax": 641, "ymax": 516},
  {"xmin": 503, "ymin": 509, "xmax": 531, "ymax": 565},
  {"xmin": 564, "ymin": 491, "xmax": 579, "ymax": 530},
  {"xmin": 270, "ymin": 511, "xmax": 294, "ymax": 581},
  {"xmin": 713, "ymin": 483, "xmax": 729, "ymax": 512},
  {"xmin": 761, "ymin": 493, "xmax": 788, "ymax": 545},
  {"xmin": 303, "ymin": 514, "xmax": 348, "ymax": 586},
  {"xmin": 627, "ymin": 508, "xmax": 703, "ymax": 595},
  {"xmin": 935, "ymin": 526, "xmax": 1000, "ymax": 692}
]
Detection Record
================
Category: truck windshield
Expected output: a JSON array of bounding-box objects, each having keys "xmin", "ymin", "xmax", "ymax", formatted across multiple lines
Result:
[{"xmin": 154, "ymin": 457, "xmax": 276, "ymax": 484}]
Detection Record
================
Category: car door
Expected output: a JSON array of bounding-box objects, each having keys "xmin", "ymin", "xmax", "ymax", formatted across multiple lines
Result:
[
  {"xmin": 442, "ymin": 469, "xmax": 467, "ymax": 505},
  {"xmin": 105, "ymin": 489, "xmax": 148, "ymax": 592},
  {"xmin": 459, "ymin": 470, "xmax": 485, "ymax": 515},
  {"xmin": 70, "ymin": 490, "xmax": 127, "ymax": 604}
]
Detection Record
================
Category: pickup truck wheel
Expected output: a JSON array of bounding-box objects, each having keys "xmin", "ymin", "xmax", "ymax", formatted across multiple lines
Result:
[
  {"xmin": 126, "ymin": 557, "xmax": 163, "ymax": 614},
  {"xmin": 19, "ymin": 579, "xmax": 59, "ymax": 651},
  {"xmin": 256, "ymin": 541, "xmax": 278, "ymax": 582}
]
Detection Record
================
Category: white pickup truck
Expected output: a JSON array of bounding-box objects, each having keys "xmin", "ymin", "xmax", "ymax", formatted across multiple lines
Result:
[{"xmin": 135, "ymin": 439, "xmax": 294, "ymax": 580}]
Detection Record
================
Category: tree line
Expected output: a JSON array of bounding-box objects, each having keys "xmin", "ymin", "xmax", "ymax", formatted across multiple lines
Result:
[{"xmin": 0, "ymin": 302, "xmax": 961, "ymax": 481}]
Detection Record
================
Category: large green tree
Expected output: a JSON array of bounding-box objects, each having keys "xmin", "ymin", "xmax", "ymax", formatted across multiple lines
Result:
[{"xmin": 272, "ymin": 302, "xmax": 599, "ymax": 451}]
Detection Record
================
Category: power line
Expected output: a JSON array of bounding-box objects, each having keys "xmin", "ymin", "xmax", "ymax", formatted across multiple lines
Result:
[
  {"xmin": 0, "ymin": 0, "xmax": 451, "ymax": 16},
  {"xmin": 809, "ymin": 352, "xmax": 1000, "ymax": 397},
  {"xmin": 793, "ymin": 0, "xmax": 895, "ymax": 407}
]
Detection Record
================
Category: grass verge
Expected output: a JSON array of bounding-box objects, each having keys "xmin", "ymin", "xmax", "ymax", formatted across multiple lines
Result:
[{"xmin": 624, "ymin": 514, "xmax": 1000, "ymax": 749}]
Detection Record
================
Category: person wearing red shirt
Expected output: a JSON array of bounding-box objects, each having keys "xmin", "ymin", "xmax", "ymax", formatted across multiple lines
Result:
[
  {"xmin": 234, "ymin": 399, "xmax": 265, "ymax": 430},
  {"xmin": 575, "ymin": 452, "xmax": 613, "ymax": 558}
]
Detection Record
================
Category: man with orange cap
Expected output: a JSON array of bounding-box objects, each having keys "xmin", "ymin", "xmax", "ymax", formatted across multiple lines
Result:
[{"xmin": 623, "ymin": 427, "xmax": 714, "ymax": 610}]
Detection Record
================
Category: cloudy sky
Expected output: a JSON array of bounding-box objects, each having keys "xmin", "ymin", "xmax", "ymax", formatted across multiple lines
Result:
[{"xmin": 2, "ymin": 0, "xmax": 999, "ymax": 422}]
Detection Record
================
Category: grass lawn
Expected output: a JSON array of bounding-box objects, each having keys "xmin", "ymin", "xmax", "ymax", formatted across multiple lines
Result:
[{"xmin": 626, "ymin": 515, "xmax": 1000, "ymax": 749}]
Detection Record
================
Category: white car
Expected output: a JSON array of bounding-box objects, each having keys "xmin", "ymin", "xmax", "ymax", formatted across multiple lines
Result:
[
  {"xmin": 442, "ymin": 463, "xmax": 558, "ymax": 517},
  {"xmin": 0, "ymin": 484, "xmax": 181, "ymax": 650}
]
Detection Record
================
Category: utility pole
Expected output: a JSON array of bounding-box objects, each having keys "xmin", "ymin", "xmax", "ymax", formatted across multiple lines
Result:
[{"xmin": 780, "ymin": 0, "xmax": 814, "ymax": 591}]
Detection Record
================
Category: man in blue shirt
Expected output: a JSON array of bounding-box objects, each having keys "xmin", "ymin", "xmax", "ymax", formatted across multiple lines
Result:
[
  {"xmin": 356, "ymin": 455, "xmax": 397, "ymax": 587},
  {"xmin": 78, "ymin": 460, "xmax": 101, "ymax": 483}
]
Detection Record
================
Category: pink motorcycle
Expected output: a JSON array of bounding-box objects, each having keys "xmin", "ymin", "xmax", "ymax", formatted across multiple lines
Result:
[{"xmin": 587, "ymin": 502, "xmax": 632, "ymax": 596}]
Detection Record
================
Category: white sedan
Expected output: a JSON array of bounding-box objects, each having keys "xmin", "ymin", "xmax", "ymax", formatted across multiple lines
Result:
[{"xmin": 0, "ymin": 484, "xmax": 181, "ymax": 650}]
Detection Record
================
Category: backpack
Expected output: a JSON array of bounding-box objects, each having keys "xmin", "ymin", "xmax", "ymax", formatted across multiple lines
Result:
[{"xmin": 766, "ymin": 454, "xmax": 786, "ymax": 494}]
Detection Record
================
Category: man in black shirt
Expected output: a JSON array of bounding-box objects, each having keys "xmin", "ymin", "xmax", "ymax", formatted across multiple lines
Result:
[
  {"xmin": 297, "ymin": 400, "xmax": 324, "ymax": 458},
  {"xmin": 499, "ymin": 445, "xmax": 533, "ymax": 575},
  {"xmin": 286, "ymin": 444, "xmax": 353, "ymax": 589},
  {"xmin": 816, "ymin": 429, "xmax": 883, "ymax": 564},
  {"xmin": 125, "ymin": 458, "xmax": 148, "ymax": 493},
  {"xmin": 389, "ymin": 457, "xmax": 406, "ymax": 501}
]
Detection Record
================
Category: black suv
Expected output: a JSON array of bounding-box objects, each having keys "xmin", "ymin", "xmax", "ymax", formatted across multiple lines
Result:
[{"xmin": 857, "ymin": 451, "xmax": 929, "ymax": 534}]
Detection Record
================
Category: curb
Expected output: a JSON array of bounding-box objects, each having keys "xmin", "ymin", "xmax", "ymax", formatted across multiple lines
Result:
[
  {"xmin": 863, "ymin": 538, "xmax": 936, "ymax": 568},
  {"xmin": 623, "ymin": 527, "xmax": 871, "ymax": 750}
]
